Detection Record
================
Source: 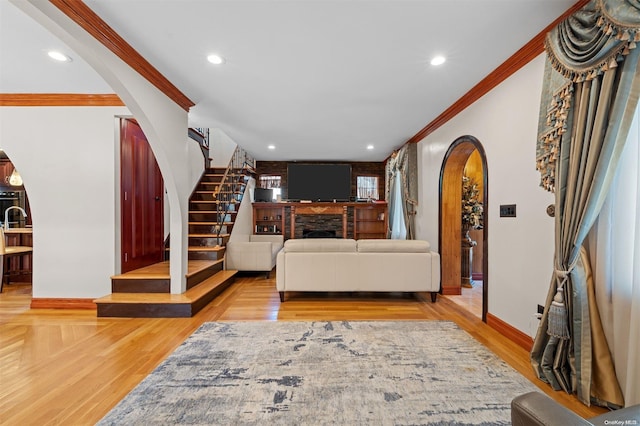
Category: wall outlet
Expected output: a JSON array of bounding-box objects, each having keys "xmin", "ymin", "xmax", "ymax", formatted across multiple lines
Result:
[
  {"xmin": 499, "ymin": 204, "xmax": 517, "ymax": 217},
  {"xmin": 537, "ymin": 304, "xmax": 544, "ymax": 315}
]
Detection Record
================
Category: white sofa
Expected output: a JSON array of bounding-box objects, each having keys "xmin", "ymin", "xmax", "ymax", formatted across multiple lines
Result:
[
  {"xmin": 276, "ymin": 238, "xmax": 440, "ymax": 302},
  {"xmin": 226, "ymin": 234, "xmax": 284, "ymax": 277}
]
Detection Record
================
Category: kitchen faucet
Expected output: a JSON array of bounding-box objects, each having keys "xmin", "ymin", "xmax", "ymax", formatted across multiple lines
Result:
[{"xmin": 4, "ymin": 206, "xmax": 27, "ymax": 231}]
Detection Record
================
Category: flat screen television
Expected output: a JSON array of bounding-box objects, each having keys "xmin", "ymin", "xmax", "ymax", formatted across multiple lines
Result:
[
  {"xmin": 254, "ymin": 187, "xmax": 273, "ymax": 202},
  {"xmin": 287, "ymin": 163, "xmax": 351, "ymax": 202}
]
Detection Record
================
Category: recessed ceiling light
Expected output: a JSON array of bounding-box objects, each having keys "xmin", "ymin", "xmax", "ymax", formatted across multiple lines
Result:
[
  {"xmin": 47, "ymin": 50, "xmax": 72, "ymax": 62},
  {"xmin": 207, "ymin": 54, "xmax": 225, "ymax": 65},
  {"xmin": 430, "ymin": 55, "xmax": 446, "ymax": 66},
  {"xmin": 268, "ymin": 145, "xmax": 276, "ymax": 150},
  {"xmin": 366, "ymin": 145, "xmax": 374, "ymax": 150}
]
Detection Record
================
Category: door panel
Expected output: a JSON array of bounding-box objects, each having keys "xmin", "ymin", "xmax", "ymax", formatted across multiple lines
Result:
[{"xmin": 120, "ymin": 118, "xmax": 164, "ymax": 273}]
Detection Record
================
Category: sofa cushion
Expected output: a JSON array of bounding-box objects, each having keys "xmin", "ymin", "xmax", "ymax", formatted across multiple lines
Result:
[
  {"xmin": 357, "ymin": 239, "xmax": 430, "ymax": 253},
  {"xmin": 283, "ymin": 238, "xmax": 357, "ymax": 253}
]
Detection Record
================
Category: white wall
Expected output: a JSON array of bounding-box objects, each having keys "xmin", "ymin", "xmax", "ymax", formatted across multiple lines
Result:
[
  {"xmin": 415, "ymin": 54, "xmax": 555, "ymax": 336},
  {"xmin": 12, "ymin": 0, "xmax": 194, "ymax": 293},
  {"xmin": 210, "ymin": 128, "xmax": 238, "ymax": 168},
  {"xmin": 228, "ymin": 177, "xmax": 256, "ymax": 244},
  {"xmin": 163, "ymin": 137, "xmax": 205, "ymax": 238},
  {"xmin": 0, "ymin": 106, "xmax": 129, "ymax": 298}
]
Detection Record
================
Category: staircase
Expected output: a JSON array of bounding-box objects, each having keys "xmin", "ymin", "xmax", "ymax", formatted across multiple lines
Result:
[
  {"xmin": 95, "ymin": 150, "xmax": 254, "ymax": 318},
  {"xmin": 187, "ymin": 167, "xmax": 248, "ymax": 260}
]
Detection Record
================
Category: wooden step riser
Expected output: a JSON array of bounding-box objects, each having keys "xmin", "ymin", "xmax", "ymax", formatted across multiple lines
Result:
[
  {"xmin": 189, "ymin": 224, "xmax": 232, "ymax": 232},
  {"xmin": 188, "ymin": 213, "xmax": 235, "ymax": 221},
  {"xmin": 187, "ymin": 261, "xmax": 224, "ymax": 289},
  {"xmin": 189, "ymin": 203, "xmax": 238, "ymax": 212},
  {"xmin": 97, "ymin": 303, "xmax": 192, "ymax": 318},
  {"xmin": 191, "ymin": 194, "xmax": 242, "ymax": 203},
  {"xmin": 189, "ymin": 237, "xmax": 226, "ymax": 246},
  {"xmin": 188, "ymin": 225, "xmax": 233, "ymax": 234},
  {"xmin": 112, "ymin": 278, "xmax": 170, "ymax": 293},
  {"xmin": 197, "ymin": 181, "xmax": 240, "ymax": 188},
  {"xmin": 188, "ymin": 251, "xmax": 225, "ymax": 261},
  {"xmin": 98, "ymin": 273, "xmax": 236, "ymax": 317},
  {"xmin": 201, "ymin": 171, "xmax": 244, "ymax": 178}
]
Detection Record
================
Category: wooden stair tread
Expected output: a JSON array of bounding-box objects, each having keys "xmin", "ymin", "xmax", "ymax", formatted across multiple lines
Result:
[
  {"xmin": 188, "ymin": 246, "xmax": 225, "ymax": 252},
  {"xmin": 189, "ymin": 233, "xmax": 230, "ymax": 238},
  {"xmin": 110, "ymin": 259, "xmax": 222, "ymax": 280}
]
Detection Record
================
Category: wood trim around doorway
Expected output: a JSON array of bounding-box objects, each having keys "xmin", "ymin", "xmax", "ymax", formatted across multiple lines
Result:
[{"xmin": 439, "ymin": 136, "xmax": 488, "ymax": 321}]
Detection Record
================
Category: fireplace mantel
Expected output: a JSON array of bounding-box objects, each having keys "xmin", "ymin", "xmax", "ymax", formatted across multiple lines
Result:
[{"xmin": 290, "ymin": 203, "xmax": 348, "ymax": 239}]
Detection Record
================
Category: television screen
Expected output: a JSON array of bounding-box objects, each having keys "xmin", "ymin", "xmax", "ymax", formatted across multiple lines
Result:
[
  {"xmin": 254, "ymin": 187, "xmax": 273, "ymax": 202},
  {"xmin": 287, "ymin": 163, "xmax": 351, "ymax": 201}
]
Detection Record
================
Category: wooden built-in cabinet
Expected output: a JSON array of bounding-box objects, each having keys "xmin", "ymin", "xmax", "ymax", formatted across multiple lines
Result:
[
  {"xmin": 253, "ymin": 203, "xmax": 285, "ymax": 235},
  {"xmin": 253, "ymin": 202, "xmax": 388, "ymax": 240},
  {"xmin": 353, "ymin": 203, "xmax": 388, "ymax": 239},
  {"xmin": 2, "ymin": 229, "xmax": 33, "ymax": 287}
]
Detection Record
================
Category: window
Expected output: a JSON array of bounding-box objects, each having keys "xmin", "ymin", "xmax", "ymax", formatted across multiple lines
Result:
[
  {"xmin": 357, "ymin": 176, "xmax": 379, "ymax": 200},
  {"xmin": 259, "ymin": 175, "xmax": 281, "ymax": 201}
]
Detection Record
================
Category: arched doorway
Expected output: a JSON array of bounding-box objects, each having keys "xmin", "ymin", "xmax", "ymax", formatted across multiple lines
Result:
[
  {"xmin": 0, "ymin": 151, "xmax": 32, "ymax": 294},
  {"xmin": 439, "ymin": 136, "xmax": 488, "ymax": 321}
]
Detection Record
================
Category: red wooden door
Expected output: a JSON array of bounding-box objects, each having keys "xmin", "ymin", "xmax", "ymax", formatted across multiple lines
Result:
[{"xmin": 120, "ymin": 118, "xmax": 164, "ymax": 273}]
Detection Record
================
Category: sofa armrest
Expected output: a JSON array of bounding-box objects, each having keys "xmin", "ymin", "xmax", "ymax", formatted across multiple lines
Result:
[
  {"xmin": 511, "ymin": 392, "xmax": 593, "ymax": 426},
  {"xmin": 276, "ymin": 249, "xmax": 285, "ymax": 291},
  {"xmin": 589, "ymin": 404, "xmax": 640, "ymax": 426},
  {"xmin": 250, "ymin": 234, "xmax": 284, "ymax": 246},
  {"xmin": 226, "ymin": 241, "xmax": 275, "ymax": 271},
  {"xmin": 431, "ymin": 251, "xmax": 441, "ymax": 291}
]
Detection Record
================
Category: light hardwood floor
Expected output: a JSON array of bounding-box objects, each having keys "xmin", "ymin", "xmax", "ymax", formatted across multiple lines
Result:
[
  {"xmin": 446, "ymin": 280, "xmax": 483, "ymax": 318},
  {"xmin": 0, "ymin": 276, "xmax": 606, "ymax": 425}
]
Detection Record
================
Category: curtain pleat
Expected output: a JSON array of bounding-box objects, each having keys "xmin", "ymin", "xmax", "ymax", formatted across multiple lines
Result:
[{"xmin": 531, "ymin": 0, "xmax": 640, "ymax": 408}]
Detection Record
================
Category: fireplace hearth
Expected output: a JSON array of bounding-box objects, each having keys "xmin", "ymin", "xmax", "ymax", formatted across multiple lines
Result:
[{"xmin": 302, "ymin": 229, "xmax": 337, "ymax": 239}]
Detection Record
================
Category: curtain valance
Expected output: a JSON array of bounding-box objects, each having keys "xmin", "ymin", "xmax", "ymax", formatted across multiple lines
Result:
[
  {"xmin": 537, "ymin": 0, "xmax": 640, "ymax": 192},
  {"xmin": 546, "ymin": 0, "xmax": 639, "ymax": 83}
]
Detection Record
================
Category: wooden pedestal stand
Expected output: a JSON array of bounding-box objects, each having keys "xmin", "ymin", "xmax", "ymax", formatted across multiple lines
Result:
[{"xmin": 461, "ymin": 227, "xmax": 476, "ymax": 288}]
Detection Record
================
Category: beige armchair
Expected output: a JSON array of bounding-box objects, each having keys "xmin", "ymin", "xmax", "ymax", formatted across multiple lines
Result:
[
  {"xmin": 511, "ymin": 392, "xmax": 640, "ymax": 426},
  {"xmin": 225, "ymin": 234, "xmax": 284, "ymax": 277}
]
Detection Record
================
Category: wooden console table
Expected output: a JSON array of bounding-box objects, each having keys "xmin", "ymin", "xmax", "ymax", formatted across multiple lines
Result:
[{"xmin": 290, "ymin": 204, "xmax": 348, "ymax": 239}]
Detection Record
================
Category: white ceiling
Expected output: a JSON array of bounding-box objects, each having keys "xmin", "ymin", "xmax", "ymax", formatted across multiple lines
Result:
[{"xmin": 0, "ymin": 0, "xmax": 575, "ymax": 161}]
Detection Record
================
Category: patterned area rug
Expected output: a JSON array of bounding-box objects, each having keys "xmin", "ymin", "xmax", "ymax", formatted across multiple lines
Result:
[{"xmin": 98, "ymin": 321, "xmax": 538, "ymax": 425}]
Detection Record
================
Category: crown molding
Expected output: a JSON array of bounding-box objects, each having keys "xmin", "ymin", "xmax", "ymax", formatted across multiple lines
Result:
[
  {"xmin": 407, "ymin": 0, "xmax": 590, "ymax": 144},
  {"xmin": 49, "ymin": 0, "xmax": 195, "ymax": 111},
  {"xmin": 0, "ymin": 93, "xmax": 125, "ymax": 106}
]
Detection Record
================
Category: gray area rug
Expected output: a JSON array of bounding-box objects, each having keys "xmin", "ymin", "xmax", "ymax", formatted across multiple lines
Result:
[{"xmin": 98, "ymin": 321, "xmax": 538, "ymax": 425}]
